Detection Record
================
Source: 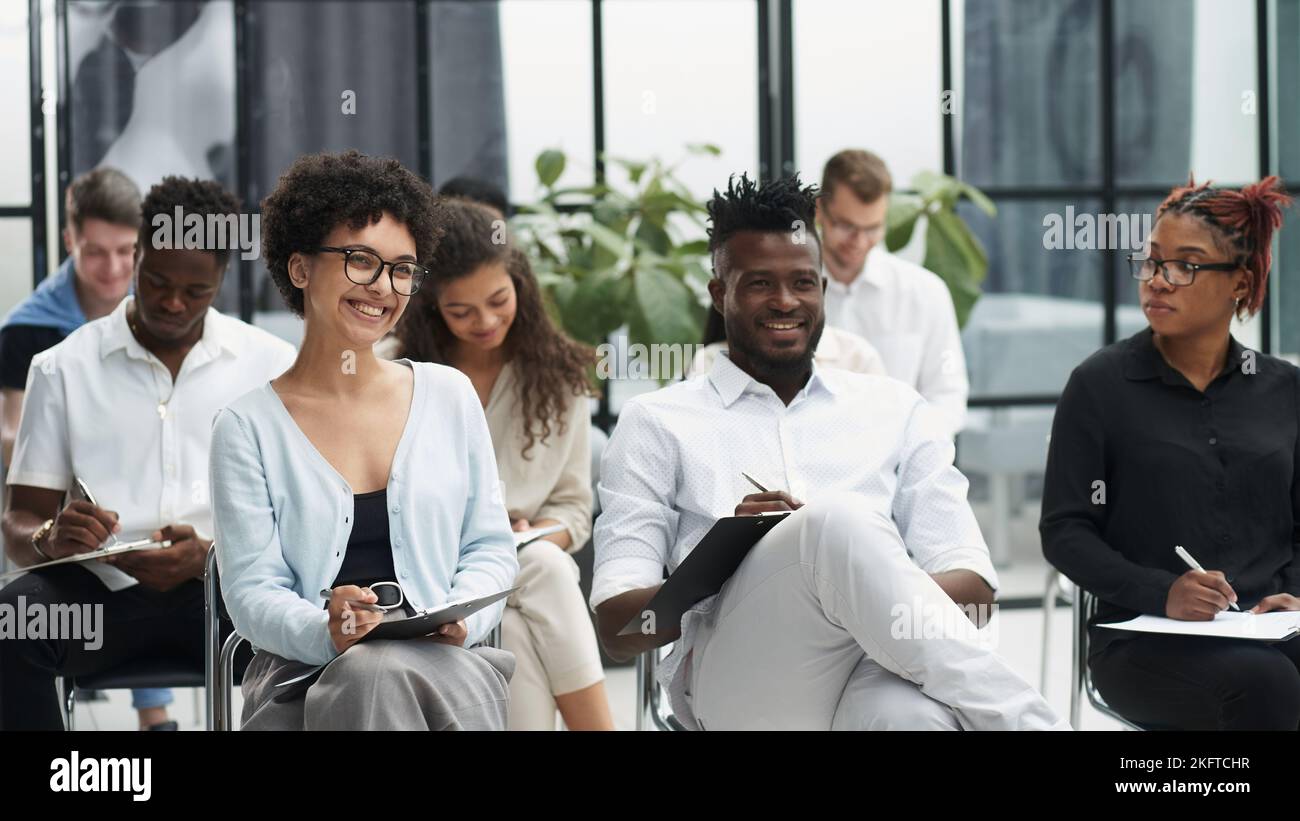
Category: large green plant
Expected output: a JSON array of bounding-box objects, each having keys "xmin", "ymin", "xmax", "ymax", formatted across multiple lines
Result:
[
  {"xmin": 511, "ymin": 146, "xmax": 716, "ymax": 350},
  {"xmin": 885, "ymin": 170, "xmax": 996, "ymax": 328}
]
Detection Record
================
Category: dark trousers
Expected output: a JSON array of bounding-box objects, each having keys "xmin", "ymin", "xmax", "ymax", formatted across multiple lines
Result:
[
  {"xmin": 0, "ymin": 564, "xmax": 206, "ymax": 730},
  {"xmin": 1090, "ymin": 630, "xmax": 1300, "ymax": 730}
]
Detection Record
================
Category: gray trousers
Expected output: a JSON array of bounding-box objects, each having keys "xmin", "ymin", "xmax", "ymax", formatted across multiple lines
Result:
[{"xmin": 240, "ymin": 640, "xmax": 515, "ymax": 731}]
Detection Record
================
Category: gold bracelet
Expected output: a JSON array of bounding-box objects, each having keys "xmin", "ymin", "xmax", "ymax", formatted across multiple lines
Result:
[{"xmin": 30, "ymin": 518, "xmax": 54, "ymax": 561}]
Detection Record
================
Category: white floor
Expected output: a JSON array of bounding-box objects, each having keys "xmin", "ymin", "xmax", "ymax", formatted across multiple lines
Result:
[{"xmin": 64, "ymin": 605, "xmax": 1123, "ymax": 731}]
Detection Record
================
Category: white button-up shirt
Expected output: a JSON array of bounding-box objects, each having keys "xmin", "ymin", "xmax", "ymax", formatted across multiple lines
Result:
[
  {"xmin": 824, "ymin": 246, "xmax": 969, "ymax": 435},
  {"xmin": 591, "ymin": 353, "xmax": 996, "ymax": 725},
  {"xmin": 689, "ymin": 324, "xmax": 888, "ymax": 378},
  {"xmin": 7, "ymin": 296, "xmax": 297, "ymax": 590}
]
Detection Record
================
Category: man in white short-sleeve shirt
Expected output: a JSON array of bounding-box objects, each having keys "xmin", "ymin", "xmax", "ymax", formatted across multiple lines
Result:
[
  {"xmin": 817, "ymin": 149, "xmax": 969, "ymax": 436},
  {"xmin": 0, "ymin": 177, "xmax": 296, "ymax": 730},
  {"xmin": 590, "ymin": 173, "xmax": 1063, "ymax": 730}
]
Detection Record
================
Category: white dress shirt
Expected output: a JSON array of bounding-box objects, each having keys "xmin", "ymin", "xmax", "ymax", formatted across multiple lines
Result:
[
  {"xmin": 591, "ymin": 353, "xmax": 997, "ymax": 711},
  {"xmin": 824, "ymin": 246, "xmax": 969, "ymax": 435},
  {"xmin": 7, "ymin": 296, "xmax": 297, "ymax": 590},
  {"xmin": 688, "ymin": 324, "xmax": 888, "ymax": 378}
]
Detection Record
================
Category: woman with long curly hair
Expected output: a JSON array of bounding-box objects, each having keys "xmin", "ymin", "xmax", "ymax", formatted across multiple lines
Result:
[{"xmin": 389, "ymin": 197, "xmax": 614, "ymax": 730}]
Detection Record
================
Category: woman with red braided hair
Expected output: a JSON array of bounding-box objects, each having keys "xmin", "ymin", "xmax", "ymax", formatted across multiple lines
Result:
[{"xmin": 1041, "ymin": 176, "xmax": 1300, "ymax": 729}]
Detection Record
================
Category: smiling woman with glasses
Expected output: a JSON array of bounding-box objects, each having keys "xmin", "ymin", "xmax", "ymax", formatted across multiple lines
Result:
[
  {"xmin": 1041, "ymin": 176, "xmax": 1300, "ymax": 730},
  {"xmin": 208, "ymin": 150, "xmax": 518, "ymax": 731}
]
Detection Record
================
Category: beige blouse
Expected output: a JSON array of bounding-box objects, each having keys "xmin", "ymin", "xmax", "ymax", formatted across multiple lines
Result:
[
  {"xmin": 485, "ymin": 362, "xmax": 593, "ymax": 553},
  {"xmin": 376, "ymin": 335, "xmax": 593, "ymax": 553}
]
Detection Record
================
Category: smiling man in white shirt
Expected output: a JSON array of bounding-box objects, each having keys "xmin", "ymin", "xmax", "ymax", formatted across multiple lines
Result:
[
  {"xmin": 0, "ymin": 177, "xmax": 296, "ymax": 730},
  {"xmin": 817, "ymin": 149, "xmax": 969, "ymax": 436},
  {"xmin": 591, "ymin": 173, "xmax": 1062, "ymax": 730}
]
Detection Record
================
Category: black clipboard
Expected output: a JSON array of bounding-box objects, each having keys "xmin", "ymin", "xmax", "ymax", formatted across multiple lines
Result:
[
  {"xmin": 617, "ymin": 512, "xmax": 791, "ymax": 636},
  {"xmin": 360, "ymin": 587, "xmax": 518, "ymax": 642}
]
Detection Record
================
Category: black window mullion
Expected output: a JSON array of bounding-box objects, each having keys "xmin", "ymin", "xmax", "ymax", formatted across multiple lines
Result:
[
  {"xmin": 28, "ymin": 0, "xmax": 46, "ymax": 286},
  {"xmin": 1100, "ymin": 0, "xmax": 1118, "ymax": 347},
  {"xmin": 1257, "ymin": 0, "xmax": 1273, "ymax": 354}
]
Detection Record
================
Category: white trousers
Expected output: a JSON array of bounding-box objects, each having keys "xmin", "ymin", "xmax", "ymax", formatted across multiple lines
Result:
[
  {"xmin": 502, "ymin": 540, "xmax": 606, "ymax": 730},
  {"xmin": 688, "ymin": 493, "xmax": 1067, "ymax": 730}
]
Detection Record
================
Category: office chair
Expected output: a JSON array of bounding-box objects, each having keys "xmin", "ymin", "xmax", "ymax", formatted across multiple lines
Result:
[
  {"xmin": 635, "ymin": 645, "xmax": 689, "ymax": 731},
  {"xmin": 1071, "ymin": 587, "xmax": 1147, "ymax": 730}
]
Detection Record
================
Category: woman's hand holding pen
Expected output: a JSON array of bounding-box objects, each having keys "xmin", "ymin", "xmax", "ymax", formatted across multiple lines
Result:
[
  {"xmin": 327, "ymin": 585, "xmax": 385, "ymax": 651},
  {"xmin": 47, "ymin": 500, "xmax": 121, "ymax": 559},
  {"xmin": 1166, "ymin": 569, "xmax": 1238, "ymax": 620}
]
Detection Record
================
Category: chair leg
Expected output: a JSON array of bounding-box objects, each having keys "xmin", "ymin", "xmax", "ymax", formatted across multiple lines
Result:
[
  {"xmin": 1040, "ymin": 569, "xmax": 1060, "ymax": 695},
  {"xmin": 1070, "ymin": 589, "xmax": 1085, "ymax": 730},
  {"xmin": 635, "ymin": 653, "xmax": 648, "ymax": 732},
  {"xmin": 61, "ymin": 678, "xmax": 76, "ymax": 731},
  {"xmin": 205, "ymin": 546, "xmax": 221, "ymax": 731},
  {"xmin": 217, "ymin": 633, "xmax": 245, "ymax": 731}
]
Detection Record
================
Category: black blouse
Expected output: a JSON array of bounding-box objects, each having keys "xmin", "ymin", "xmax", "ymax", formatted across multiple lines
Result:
[
  {"xmin": 1040, "ymin": 327, "xmax": 1300, "ymax": 654},
  {"xmin": 332, "ymin": 488, "xmax": 397, "ymax": 589}
]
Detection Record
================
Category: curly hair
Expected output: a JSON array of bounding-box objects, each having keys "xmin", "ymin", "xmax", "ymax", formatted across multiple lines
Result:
[
  {"xmin": 707, "ymin": 172, "xmax": 821, "ymax": 277},
  {"xmin": 260, "ymin": 150, "xmax": 444, "ymax": 317},
  {"xmin": 140, "ymin": 175, "xmax": 241, "ymax": 270},
  {"xmin": 393, "ymin": 199, "xmax": 593, "ymax": 460},
  {"xmin": 1156, "ymin": 175, "xmax": 1292, "ymax": 319}
]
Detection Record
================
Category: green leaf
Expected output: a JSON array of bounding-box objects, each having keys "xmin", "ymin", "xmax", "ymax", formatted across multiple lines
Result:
[
  {"xmin": 685, "ymin": 143, "xmax": 722, "ymax": 156},
  {"xmin": 634, "ymin": 218, "xmax": 672, "ymax": 255},
  {"xmin": 959, "ymin": 182, "xmax": 997, "ymax": 218},
  {"xmin": 631, "ymin": 265, "xmax": 702, "ymax": 347},
  {"xmin": 559, "ymin": 269, "xmax": 630, "ymax": 346},
  {"xmin": 674, "ymin": 239, "xmax": 710, "ymax": 257},
  {"xmin": 605, "ymin": 156, "xmax": 648, "ymax": 184},
  {"xmin": 885, "ymin": 194, "xmax": 924, "ymax": 252},
  {"xmin": 577, "ymin": 221, "xmax": 630, "ymax": 259},
  {"xmin": 923, "ymin": 210, "xmax": 986, "ymax": 328},
  {"xmin": 536, "ymin": 150, "xmax": 566, "ymax": 188},
  {"xmin": 912, "ymin": 169, "xmax": 958, "ymax": 203}
]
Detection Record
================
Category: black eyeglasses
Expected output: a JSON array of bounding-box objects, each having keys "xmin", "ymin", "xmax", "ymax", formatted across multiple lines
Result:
[
  {"xmin": 1128, "ymin": 253, "xmax": 1240, "ymax": 287},
  {"xmin": 316, "ymin": 246, "xmax": 429, "ymax": 295}
]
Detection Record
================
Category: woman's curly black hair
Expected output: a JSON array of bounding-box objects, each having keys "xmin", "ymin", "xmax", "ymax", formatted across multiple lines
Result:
[
  {"xmin": 260, "ymin": 150, "xmax": 444, "ymax": 317},
  {"xmin": 393, "ymin": 198, "xmax": 594, "ymax": 460}
]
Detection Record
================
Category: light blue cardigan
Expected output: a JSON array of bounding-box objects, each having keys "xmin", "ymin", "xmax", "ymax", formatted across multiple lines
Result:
[{"xmin": 209, "ymin": 359, "xmax": 519, "ymax": 666}]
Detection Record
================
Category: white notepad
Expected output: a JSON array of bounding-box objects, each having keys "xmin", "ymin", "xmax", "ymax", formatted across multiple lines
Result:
[
  {"xmin": 1098, "ymin": 611, "xmax": 1300, "ymax": 641},
  {"xmin": 513, "ymin": 524, "xmax": 567, "ymax": 549}
]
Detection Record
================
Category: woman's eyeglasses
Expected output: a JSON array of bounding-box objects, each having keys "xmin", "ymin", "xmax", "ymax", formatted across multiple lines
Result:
[
  {"xmin": 316, "ymin": 246, "xmax": 429, "ymax": 296},
  {"xmin": 319, "ymin": 580, "xmax": 406, "ymax": 613},
  {"xmin": 1128, "ymin": 253, "xmax": 1240, "ymax": 287}
]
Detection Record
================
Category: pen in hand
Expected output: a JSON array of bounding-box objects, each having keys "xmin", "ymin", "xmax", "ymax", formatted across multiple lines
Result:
[
  {"xmin": 318, "ymin": 587, "xmax": 385, "ymax": 613},
  {"xmin": 741, "ymin": 472, "xmax": 769, "ymax": 493},
  {"xmin": 1174, "ymin": 545, "xmax": 1240, "ymax": 611}
]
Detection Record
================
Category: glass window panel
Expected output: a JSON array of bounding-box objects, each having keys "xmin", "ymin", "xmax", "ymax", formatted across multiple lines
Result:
[
  {"xmin": 959, "ymin": 197, "xmax": 1105, "ymax": 398},
  {"xmin": 500, "ymin": 0, "xmax": 593, "ymax": 203},
  {"xmin": 1114, "ymin": 0, "xmax": 1258, "ymax": 187},
  {"xmin": 955, "ymin": 404, "xmax": 1055, "ymax": 598},
  {"xmin": 602, "ymin": 0, "xmax": 757, "ymax": 199},
  {"xmin": 1273, "ymin": 213, "xmax": 1300, "ymax": 362},
  {"xmin": 0, "ymin": 1, "xmax": 31, "ymax": 205},
  {"xmin": 793, "ymin": 0, "xmax": 943, "ymax": 190},
  {"xmin": 0, "ymin": 218, "xmax": 34, "ymax": 317},
  {"xmin": 244, "ymin": 0, "xmax": 421, "ymax": 322},
  {"xmin": 66, "ymin": 0, "xmax": 235, "ymax": 191},
  {"xmin": 1278, "ymin": 0, "xmax": 1300, "ymax": 182},
  {"xmin": 956, "ymin": 0, "xmax": 1101, "ymax": 188},
  {"xmin": 429, "ymin": 1, "xmax": 511, "ymax": 195}
]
